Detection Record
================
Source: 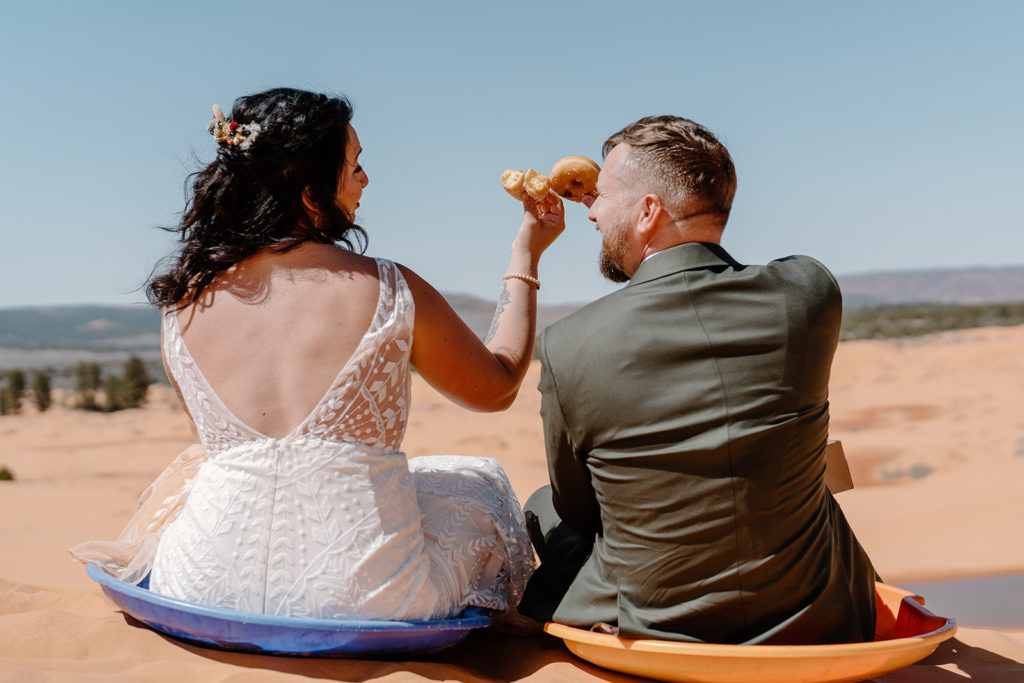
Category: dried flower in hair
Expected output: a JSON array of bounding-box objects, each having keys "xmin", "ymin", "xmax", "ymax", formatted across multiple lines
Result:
[{"xmin": 207, "ymin": 103, "xmax": 262, "ymax": 150}]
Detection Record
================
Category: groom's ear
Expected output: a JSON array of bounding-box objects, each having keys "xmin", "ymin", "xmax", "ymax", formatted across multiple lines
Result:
[{"xmin": 636, "ymin": 194, "xmax": 664, "ymax": 236}]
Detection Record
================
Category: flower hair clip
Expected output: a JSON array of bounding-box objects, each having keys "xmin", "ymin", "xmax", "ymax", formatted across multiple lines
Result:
[{"xmin": 207, "ymin": 104, "xmax": 262, "ymax": 150}]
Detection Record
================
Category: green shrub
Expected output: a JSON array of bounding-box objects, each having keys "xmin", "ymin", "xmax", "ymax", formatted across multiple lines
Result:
[
  {"xmin": 0, "ymin": 466, "xmax": 14, "ymax": 481},
  {"xmin": 32, "ymin": 369, "xmax": 52, "ymax": 412},
  {"xmin": 0, "ymin": 387, "xmax": 14, "ymax": 416},
  {"xmin": 2, "ymin": 370, "xmax": 25, "ymax": 414},
  {"xmin": 122, "ymin": 355, "xmax": 152, "ymax": 408},
  {"xmin": 95, "ymin": 355, "xmax": 153, "ymax": 412},
  {"xmin": 74, "ymin": 361, "xmax": 103, "ymax": 411}
]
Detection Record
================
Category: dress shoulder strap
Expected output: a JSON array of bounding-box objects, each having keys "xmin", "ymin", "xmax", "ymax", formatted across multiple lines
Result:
[
  {"xmin": 295, "ymin": 258, "xmax": 415, "ymax": 449},
  {"xmin": 373, "ymin": 258, "xmax": 414, "ymax": 336}
]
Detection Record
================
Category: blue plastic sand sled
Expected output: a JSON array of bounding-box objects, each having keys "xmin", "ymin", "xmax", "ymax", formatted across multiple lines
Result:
[{"xmin": 86, "ymin": 563, "xmax": 490, "ymax": 657}]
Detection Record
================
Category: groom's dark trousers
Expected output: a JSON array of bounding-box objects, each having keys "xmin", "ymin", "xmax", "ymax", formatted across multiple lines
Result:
[{"xmin": 518, "ymin": 242, "xmax": 877, "ymax": 645}]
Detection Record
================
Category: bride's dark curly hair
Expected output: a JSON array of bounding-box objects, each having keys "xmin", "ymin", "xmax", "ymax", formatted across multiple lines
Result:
[{"xmin": 147, "ymin": 88, "xmax": 367, "ymax": 308}]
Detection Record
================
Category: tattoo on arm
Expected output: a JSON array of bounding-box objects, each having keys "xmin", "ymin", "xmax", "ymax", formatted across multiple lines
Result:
[{"xmin": 484, "ymin": 282, "xmax": 511, "ymax": 344}]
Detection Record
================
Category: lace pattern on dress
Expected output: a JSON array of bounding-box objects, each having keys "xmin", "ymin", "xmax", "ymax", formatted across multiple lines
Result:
[{"xmin": 161, "ymin": 259, "xmax": 414, "ymax": 453}]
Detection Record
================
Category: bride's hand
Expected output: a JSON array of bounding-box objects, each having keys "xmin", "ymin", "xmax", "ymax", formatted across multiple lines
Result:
[{"xmin": 514, "ymin": 191, "xmax": 565, "ymax": 259}]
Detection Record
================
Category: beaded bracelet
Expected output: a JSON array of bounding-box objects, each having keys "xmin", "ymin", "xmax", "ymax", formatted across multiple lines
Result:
[{"xmin": 502, "ymin": 273, "xmax": 540, "ymax": 289}]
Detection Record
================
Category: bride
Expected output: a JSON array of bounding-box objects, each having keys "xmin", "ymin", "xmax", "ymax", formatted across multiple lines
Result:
[{"xmin": 72, "ymin": 87, "xmax": 563, "ymax": 620}]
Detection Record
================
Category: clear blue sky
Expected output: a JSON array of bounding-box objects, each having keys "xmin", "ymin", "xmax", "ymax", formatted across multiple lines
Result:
[{"xmin": 1, "ymin": 0, "xmax": 1021, "ymax": 308}]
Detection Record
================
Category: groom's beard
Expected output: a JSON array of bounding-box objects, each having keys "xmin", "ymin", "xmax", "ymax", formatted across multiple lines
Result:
[{"xmin": 599, "ymin": 224, "xmax": 631, "ymax": 283}]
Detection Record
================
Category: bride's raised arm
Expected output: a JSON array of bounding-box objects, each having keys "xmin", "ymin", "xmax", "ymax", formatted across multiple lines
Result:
[{"xmin": 400, "ymin": 192, "xmax": 564, "ymax": 412}]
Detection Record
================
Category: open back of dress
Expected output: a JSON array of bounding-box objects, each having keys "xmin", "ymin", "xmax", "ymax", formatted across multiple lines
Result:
[{"xmin": 148, "ymin": 258, "xmax": 533, "ymax": 619}]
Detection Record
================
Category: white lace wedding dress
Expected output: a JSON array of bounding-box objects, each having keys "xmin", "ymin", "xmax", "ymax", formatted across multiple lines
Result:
[{"xmin": 72, "ymin": 258, "xmax": 534, "ymax": 621}]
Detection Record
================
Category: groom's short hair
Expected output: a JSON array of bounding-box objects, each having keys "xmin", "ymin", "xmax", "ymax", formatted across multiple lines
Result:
[{"xmin": 603, "ymin": 116, "xmax": 737, "ymax": 218}]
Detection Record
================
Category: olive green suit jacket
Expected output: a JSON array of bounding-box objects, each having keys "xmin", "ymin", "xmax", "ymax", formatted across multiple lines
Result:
[{"xmin": 523, "ymin": 242, "xmax": 876, "ymax": 644}]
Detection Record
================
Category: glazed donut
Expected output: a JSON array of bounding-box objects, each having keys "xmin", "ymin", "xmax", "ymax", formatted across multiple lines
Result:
[
  {"xmin": 549, "ymin": 156, "xmax": 600, "ymax": 202},
  {"xmin": 522, "ymin": 168, "xmax": 551, "ymax": 201},
  {"xmin": 500, "ymin": 169, "xmax": 526, "ymax": 198}
]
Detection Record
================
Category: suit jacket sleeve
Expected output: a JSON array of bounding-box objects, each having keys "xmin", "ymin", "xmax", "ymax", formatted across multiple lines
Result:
[{"xmin": 538, "ymin": 331, "xmax": 602, "ymax": 537}]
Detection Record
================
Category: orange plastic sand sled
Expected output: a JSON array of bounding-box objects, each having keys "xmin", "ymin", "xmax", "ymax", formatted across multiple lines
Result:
[{"xmin": 544, "ymin": 583, "xmax": 956, "ymax": 683}]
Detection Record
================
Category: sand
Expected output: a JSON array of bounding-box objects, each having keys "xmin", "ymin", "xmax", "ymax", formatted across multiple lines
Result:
[{"xmin": 2, "ymin": 324, "xmax": 1023, "ymax": 680}]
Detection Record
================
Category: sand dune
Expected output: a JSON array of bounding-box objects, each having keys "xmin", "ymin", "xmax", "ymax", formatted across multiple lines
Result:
[{"xmin": 2, "ymin": 325, "xmax": 1023, "ymax": 680}]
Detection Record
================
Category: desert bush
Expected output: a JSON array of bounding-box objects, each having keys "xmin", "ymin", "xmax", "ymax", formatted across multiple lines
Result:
[
  {"xmin": 0, "ymin": 466, "xmax": 13, "ymax": 481},
  {"xmin": 78, "ymin": 393, "xmax": 101, "ymax": 411},
  {"xmin": 103, "ymin": 375, "xmax": 128, "ymax": 412},
  {"xmin": 98, "ymin": 356, "xmax": 153, "ymax": 412},
  {"xmin": 122, "ymin": 355, "xmax": 152, "ymax": 408},
  {"xmin": 75, "ymin": 362, "xmax": 102, "ymax": 391},
  {"xmin": 6, "ymin": 369, "xmax": 26, "ymax": 395},
  {"xmin": 0, "ymin": 387, "xmax": 13, "ymax": 416},
  {"xmin": 3, "ymin": 370, "xmax": 25, "ymax": 414},
  {"xmin": 74, "ymin": 361, "xmax": 103, "ymax": 411},
  {"xmin": 31, "ymin": 369, "xmax": 52, "ymax": 412}
]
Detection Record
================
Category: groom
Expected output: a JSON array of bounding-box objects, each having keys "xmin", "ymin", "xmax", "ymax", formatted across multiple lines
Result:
[{"xmin": 518, "ymin": 116, "xmax": 878, "ymax": 644}]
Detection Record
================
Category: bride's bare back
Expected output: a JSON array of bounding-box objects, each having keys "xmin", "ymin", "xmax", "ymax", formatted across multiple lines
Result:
[{"xmin": 174, "ymin": 242, "xmax": 380, "ymax": 438}]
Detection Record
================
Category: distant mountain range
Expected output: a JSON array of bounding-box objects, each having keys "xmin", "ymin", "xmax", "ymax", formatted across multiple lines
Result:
[
  {"xmin": 0, "ymin": 297, "xmax": 578, "ymax": 355},
  {"xmin": 1, "ymin": 265, "xmax": 1022, "ymax": 370},
  {"xmin": 837, "ymin": 265, "xmax": 1024, "ymax": 307},
  {"xmin": 0, "ymin": 296, "xmax": 582, "ymax": 371},
  {"xmin": 0, "ymin": 305, "xmax": 161, "ymax": 352}
]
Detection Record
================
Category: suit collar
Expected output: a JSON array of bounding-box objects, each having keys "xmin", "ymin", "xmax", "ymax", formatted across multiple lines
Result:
[{"xmin": 627, "ymin": 242, "xmax": 742, "ymax": 287}]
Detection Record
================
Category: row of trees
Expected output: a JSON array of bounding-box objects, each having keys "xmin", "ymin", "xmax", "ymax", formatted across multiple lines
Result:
[
  {"xmin": 73, "ymin": 356, "xmax": 152, "ymax": 412},
  {"xmin": 840, "ymin": 301, "xmax": 1024, "ymax": 341},
  {"xmin": 0, "ymin": 369, "xmax": 52, "ymax": 414},
  {"xmin": 0, "ymin": 356, "xmax": 153, "ymax": 415}
]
